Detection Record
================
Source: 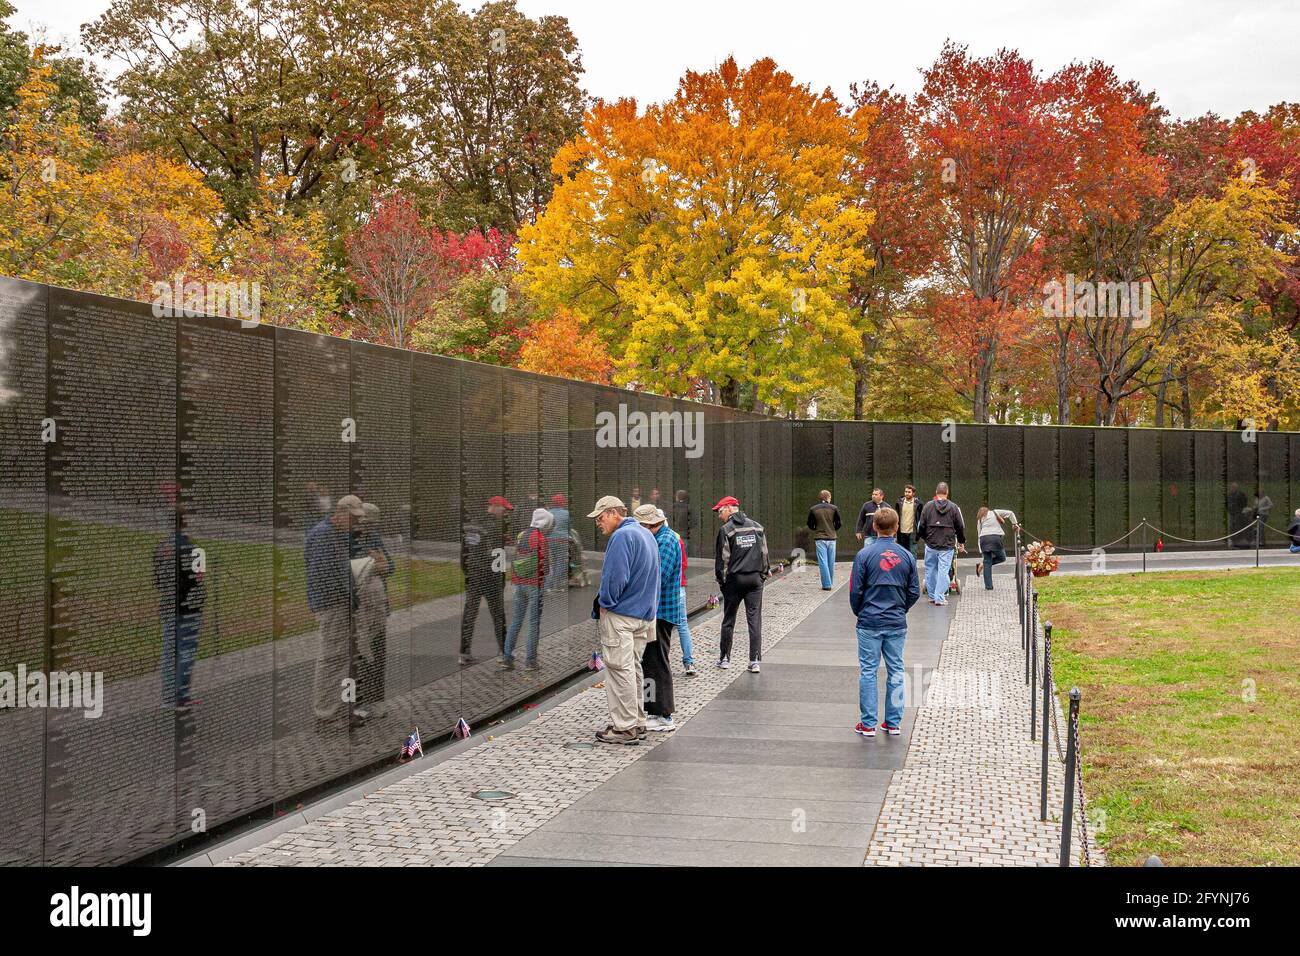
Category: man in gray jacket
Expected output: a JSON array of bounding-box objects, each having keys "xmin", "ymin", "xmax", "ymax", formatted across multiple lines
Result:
[{"xmin": 916, "ymin": 483, "xmax": 966, "ymax": 607}]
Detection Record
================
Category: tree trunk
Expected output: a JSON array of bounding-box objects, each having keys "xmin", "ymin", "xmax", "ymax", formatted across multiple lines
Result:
[
  {"xmin": 1179, "ymin": 374, "xmax": 1193, "ymax": 428},
  {"xmin": 1154, "ymin": 376, "xmax": 1167, "ymax": 428},
  {"xmin": 718, "ymin": 379, "xmax": 740, "ymax": 409},
  {"xmin": 852, "ymin": 358, "xmax": 869, "ymax": 420}
]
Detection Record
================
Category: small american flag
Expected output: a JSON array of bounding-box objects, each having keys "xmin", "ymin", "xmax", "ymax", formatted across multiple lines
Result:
[
  {"xmin": 452, "ymin": 718, "xmax": 471, "ymax": 740},
  {"xmin": 400, "ymin": 728, "xmax": 423, "ymax": 760},
  {"xmin": 589, "ymin": 651, "xmax": 604, "ymax": 672}
]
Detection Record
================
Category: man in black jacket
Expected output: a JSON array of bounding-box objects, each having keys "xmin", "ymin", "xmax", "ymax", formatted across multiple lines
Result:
[
  {"xmin": 807, "ymin": 490, "xmax": 841, "ymax": 590},
  {"xmin": 916, "ymin": 483, "xmax": 965, "ymax": 607},
  {"xmin": 714, "ymin": 495, "xmax": 769, "ymax": 673},
  {"xmin": 459, "ymin": 495, "xmax": 512, "ymax": 665},
  {"xmin": 855, "ymin": 488, "xmax": 885, "ymax": 542}
]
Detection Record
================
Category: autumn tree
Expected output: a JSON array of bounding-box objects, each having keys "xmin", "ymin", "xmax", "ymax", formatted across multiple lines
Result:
[
  {"xmin": 346, "ymin": 191, "xmax": 511, "ymax": 347},
  {"xmin": 0, "ymin": 55, "xmax": 219, "ymax": 296},
  {"xmin": 517, "ymin": 308, "xmax": 612, "ymax": 384},
  {"xmin": 519, "ymin": 57, "xmax": 874, "ymax": 412},
  {"xmin": 845, "ymin": 82, "xmax": 942, "ymax": 418},
  {"xmin": 407, "ymin": 0, "xmax": 586, "ymax": 232}
]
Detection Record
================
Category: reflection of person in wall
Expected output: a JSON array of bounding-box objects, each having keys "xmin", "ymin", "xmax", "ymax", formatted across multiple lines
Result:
[
  {"xmin": 154, "ymin": 505, "xmax": 205, "ymax": 711},
  {"xmin": 630, "ymin": 486, "xmax": 643, "ymax": 511},
  {"xmin": 306, "ymin": 494, "xmax": 364, "ymax": 728},
  {"xmin": 673, "ymin": 490, "xmax": 692, "ymax": 544},
  {"xmin": 500, "ymin": 508, "xmax": 552, "ymax": 671},
  {"xmin": 1226, "ymin": 482, "xmax": 1250, "ymax": 548},
  {"xmin": 353, "ymin": 502, "xmax": 392, "ymax": 714},
  {"xmin": 1288, "ymin": 509, "xmax": 1300, "ymax": 554},
  {"xmin": 545, "ymin": 493, "xmax": 571, "ymax": 593},
  {"xmin": 1252, "ymin": 493, "xmax": 1273, "ymax": 549},
  {"xmin": 460, "ymin": 495, "xmax": 512, "ymax": 666}
]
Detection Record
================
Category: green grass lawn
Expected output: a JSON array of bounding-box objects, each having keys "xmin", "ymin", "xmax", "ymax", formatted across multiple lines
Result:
[{"xmin": 1037, "ymin": 568, "xmax": 1300, "ymax": 866}]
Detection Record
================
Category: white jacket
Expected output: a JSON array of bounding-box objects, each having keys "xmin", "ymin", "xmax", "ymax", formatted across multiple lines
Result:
[{"xmin": 977, "ymin": 509, "xmax": 1017, "ymax": 539}]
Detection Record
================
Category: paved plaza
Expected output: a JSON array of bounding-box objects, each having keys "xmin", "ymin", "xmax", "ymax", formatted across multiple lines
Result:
[{"xmin": 203, "ymin": 557, "xmax": 1104, "ymax": 867}]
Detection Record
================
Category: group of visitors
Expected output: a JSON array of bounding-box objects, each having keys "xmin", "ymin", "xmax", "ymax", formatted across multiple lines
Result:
[{"xmin": 588, "ymin": 492, "xmax": 768, "ymax": 745}]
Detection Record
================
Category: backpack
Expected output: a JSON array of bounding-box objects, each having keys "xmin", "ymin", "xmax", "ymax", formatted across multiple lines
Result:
[{"xmin": 512, "ymin": 529, "xmax": 542, "ymax": 579}]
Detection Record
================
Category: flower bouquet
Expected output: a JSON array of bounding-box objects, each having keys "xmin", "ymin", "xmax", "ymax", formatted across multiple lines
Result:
[{"xmin": 1025, "ymin": 540, "xmax": 1060, "ymax": 577}]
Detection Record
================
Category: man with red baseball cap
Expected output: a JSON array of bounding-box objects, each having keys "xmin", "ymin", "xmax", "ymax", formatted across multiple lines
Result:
[
  {"xmin": 459, "ymin": 495, "xmax": 513, "ymax": 665},
  {"xmin": 713, "ymin": 495, "xmax": 769, "ymax": 672}
]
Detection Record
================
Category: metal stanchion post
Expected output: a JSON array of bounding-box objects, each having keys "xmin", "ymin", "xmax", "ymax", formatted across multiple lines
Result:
[
  {"xmin": 1142, "ymin": 518, "xmax": 1147, "ymax": 573},
  {"xmin": 1255, "ymin": 516, "xmax": 1261, "ymax": 568},
  {"xmin": 1025, "ymin": 589, "xmax": 1035, "ymax": 686},
  {"xmin": 1060, "ymin": 687, "xmax": 1081, "ymax": 867},
  {"xmin": 1041, "ymin": 623, "xmax": 1052, "ymax": 821},
  {"xmin": 1030, "ymin": 610, "xmax": 1038, "ymax": 739}
]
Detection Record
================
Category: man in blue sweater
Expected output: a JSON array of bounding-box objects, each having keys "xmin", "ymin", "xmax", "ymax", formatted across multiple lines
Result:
[
  {"xmin": 587, "ymin": 495, "xmax": 660, "ymax": 745},
  {"xmin": 848, "ymin": 506, "xmax": 920, "ymax": 739}
]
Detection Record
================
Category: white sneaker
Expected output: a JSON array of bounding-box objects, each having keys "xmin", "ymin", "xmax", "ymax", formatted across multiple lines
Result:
[
  {"xmin": 717, "ymin": 658, "xmax": 730, "ymax": 669},
  {"xmin": 748, "ymin": 661, "xmax": 761, "ymax": 673},
  {"xmin": 646, "ymin": 715, "xmax": 676, "ymax": 732}
]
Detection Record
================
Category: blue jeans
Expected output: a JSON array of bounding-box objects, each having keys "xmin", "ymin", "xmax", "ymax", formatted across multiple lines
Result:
[
  {"xmin": 161, "ymin": 611, "xmax": 201, "ymax": 706},
  {"xmin": 924, "ymin": 546, "xmax": 955, "ymax": 602},
  {"xmin": 1291, "ymin": 544, "xmax": 1300, "ymax": 554},
  {"xmin": 857, "ymin": 626, "xmax": 907, "ymax": 727},
  {"xmin": 504, "ymin": 584, "xmax": 543, "ymax": 664},
  {"xmin": 815, "ymin": 539, "xmax": 836, "ymax": 588},
  {"xmin": 980, "ymin": 535, "xmax": 1006, "ymax": 589},
  {"xmin": 677, "ymin": 587, "xmax": 694, "ymax": 666}
]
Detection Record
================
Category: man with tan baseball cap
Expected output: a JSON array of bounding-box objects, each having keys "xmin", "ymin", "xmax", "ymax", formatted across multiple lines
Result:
[{"xmin": 588, "ymin": 495, "xmax": 659, "ymax": 745}]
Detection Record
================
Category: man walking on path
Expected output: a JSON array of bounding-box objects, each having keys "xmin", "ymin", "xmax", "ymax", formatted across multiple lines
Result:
[
  {"xmin": 916, "ymin": 482, "xmax": 965, "ymax": 607},
  {"xmin": 636, "ymin": 504, "xmax": 680, "ymax": 731},
  {"xmin": 855, "ymin": 488, "xmax": 885, "ymax": 543},
  {"xmin": 588, "ymin": 495, "xmax": 659, "ymax": 745},
  {"xmin": 714, "ymin": 495, "xmax": 769, "ymax": 672},
  {"xmin": 848, "ymin": 507, "xmax": 919, "ymax": 738},
  {"xmin": 807, "ymin": 489, "xmax": 841, "ymax": 589},
  {"xmin": 894, "ymin": 485, "xmax": 921, "ymax": 556},
  {"xmin": 1288, "ymin": 508, "xmax": 1300, "ymax": 554}
]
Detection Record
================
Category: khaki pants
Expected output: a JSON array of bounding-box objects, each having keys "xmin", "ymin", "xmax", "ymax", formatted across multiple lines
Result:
[
  {"xmin": 313, "ymin": 606, "xmax": 353, "ymax": 719},
  {"xmin": 599, "ymin": 608, "xmax": 653, "ymax": 732}
]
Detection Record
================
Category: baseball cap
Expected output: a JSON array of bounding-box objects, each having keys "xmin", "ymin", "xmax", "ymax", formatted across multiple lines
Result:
[
  {"xmin": 711, "ymin": 495, "xmax": 739, "ymax": 512},
  {"xmin": 336, "ymin": 494, "xmax": 366, "ymax": 517},
  {"xmin": 551, "ymin": 492, "xmax": 568, "ymax": 506},
  {"xmin": 633, "ymin": 504, "xmax": 666, "ymax": 525},
  {"xmin": 487, "ymin": 495, "xmax": 514, "ymax": 510},
  {"xmin": 586, "ymin": 495, "xmax": 626, "ymax": 518}
]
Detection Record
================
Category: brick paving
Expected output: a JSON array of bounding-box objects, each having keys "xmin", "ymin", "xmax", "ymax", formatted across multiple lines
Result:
[
  {"xmin": 863, "ymin": 576, "xmax": 1106, "ymax": 867},
  {"xmin": 221, "ymin": 568, "xmax": 838, "ymax": 867}
]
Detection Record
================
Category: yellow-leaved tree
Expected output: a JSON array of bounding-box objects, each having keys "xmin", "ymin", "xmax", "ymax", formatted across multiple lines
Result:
[{"xmin": 518, "ymin": 57, "xmax": 874, "ymax": 411}]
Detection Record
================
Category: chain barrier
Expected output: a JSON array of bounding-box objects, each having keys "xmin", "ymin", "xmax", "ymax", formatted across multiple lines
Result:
[
  {"xmin": 1031, "ymin": 588, "xmax": 1092, "ymax": 866},
  {"xmin": 1021, "ymin": 516, "xmax": 1296, "ymax": 554}
]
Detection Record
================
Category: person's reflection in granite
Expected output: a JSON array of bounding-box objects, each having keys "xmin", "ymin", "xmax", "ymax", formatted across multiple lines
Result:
[
  {"xmin": 154, "ymin": 502, "xmax": 206, "ymax": 712},
  {"xmin": 545, "ymin": 492, "xmax": 571, "ymax": 593},
  {"xmin": 459, "ymin": 495, "xmax": 512, "ymax": 665},
  {"xmin": 1227, "ymin": 483, "xmax": 1250, "ymax": 548},
  {"xmin": 673, "ymin": 490, "xmax": 692, "ymax": 547},
  {"xmin": 353, "ymin": 501, "xmax": 393, "ymax": 718},
  {"xmin": 306, "ymin": 494, "xmax": 364, "ymax": 729}
]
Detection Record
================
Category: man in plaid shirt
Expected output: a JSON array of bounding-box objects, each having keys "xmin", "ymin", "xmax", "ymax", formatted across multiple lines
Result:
[{"xmin": 635, "ymin": 504, "xmax": 680, "ymax": 731}]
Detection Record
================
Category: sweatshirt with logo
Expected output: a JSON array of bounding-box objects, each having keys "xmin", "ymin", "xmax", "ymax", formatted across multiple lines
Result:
[
  {"xmin": 715, "ymin": 511, "xmax": 770, "ymax": 585},
  {"xmin": 849, "ymin": 536, "xmax": 920, "ymax": 631}
]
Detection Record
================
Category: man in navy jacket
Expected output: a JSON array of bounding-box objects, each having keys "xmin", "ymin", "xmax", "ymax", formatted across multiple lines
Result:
[{"xmin": 848, "ymin": 506, "xmax": 920, "ymax": 738}]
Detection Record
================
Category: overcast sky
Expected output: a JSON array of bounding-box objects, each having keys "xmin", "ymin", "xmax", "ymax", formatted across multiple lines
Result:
[{"xmin": 11, "ymin": 0, "xmax": 1297, "ymax": 120}]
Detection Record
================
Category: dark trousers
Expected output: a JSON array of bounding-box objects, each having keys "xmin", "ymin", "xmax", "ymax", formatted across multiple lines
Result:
[
  {"xmin": 461, "ymin": 579, "xmax": 506, "ymax": 654},
  {"xmin": 897, "ymin": 531, "xmax": 914, "ymax": 555},
  {"xmin": 719, "ymin": 573, "xmax": 763, "ymax": 663},
  {"xmin": 643, "ymin": 620, "xmax": 676, "ymax": 718},
  {"xmin": 357, "ymin": 622, "xmax": 387, "ymax": 704},
  {"xmin": 979, "ymin": 535, "xmax": 1007, "ymax": 589}
]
